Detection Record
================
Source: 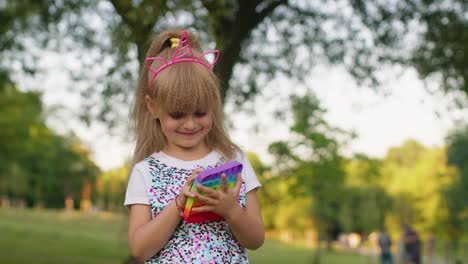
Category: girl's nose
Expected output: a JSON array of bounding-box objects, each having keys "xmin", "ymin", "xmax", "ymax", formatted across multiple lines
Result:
[{"xmin": 183, "ymin": 116, "xmax": 196, "ymax": 129}]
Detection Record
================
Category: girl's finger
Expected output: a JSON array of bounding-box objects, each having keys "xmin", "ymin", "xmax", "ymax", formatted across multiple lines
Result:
[
  {"xmin": 180, "ymin": 188, "xmax": 196, "ymax": 198},
  {"xmin": 192, "ymin": 168, "xmax": 204, "ymax": 177},
  {"xmin": 191, "ymin": 205, "xmax": 216, "ymax": 213},
  {"xmin": 220, "ymin": 173, "xmax": 228, "ymax": 193},
  {"xmin": 232, "ymin": 172, "xmax": 242, "ymax": 196},
  {"xmin": 196, "ymin": 183, "xmax": 217, "ymax": 197},
  {"xmin": 186, "ymin": 168, "xmax": 203, "ymax": 186},
  {"xmin": 194, "ymin": 192, "xmax": 218, "ymax": 205}
]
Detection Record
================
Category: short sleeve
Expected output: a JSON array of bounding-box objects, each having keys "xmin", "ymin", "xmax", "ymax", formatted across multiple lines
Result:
[
  {"xmin": 124, "ymin": 162, "xmax": 151, "ymax": 207},
  {"xmin": 237, "ymin": 151, "xmax": 262, "ymax": 193}
]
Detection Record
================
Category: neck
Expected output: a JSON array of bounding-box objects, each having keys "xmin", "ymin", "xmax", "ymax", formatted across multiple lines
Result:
[{"xmin": 163, "ymin": 144, "xmax": 211, "ymax": 161}]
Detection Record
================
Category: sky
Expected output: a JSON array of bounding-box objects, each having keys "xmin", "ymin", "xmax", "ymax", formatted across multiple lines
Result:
[
  {"xmin": 228, "ymin": 66, "xmax": 466, "ymax": 165},
  {"xmin": 7, "ymin": 2, "xmax": 467, "ymax": 171},
  {"xmin": 20, "ymin": 54, "xmax": 467, "ymax": 171}
]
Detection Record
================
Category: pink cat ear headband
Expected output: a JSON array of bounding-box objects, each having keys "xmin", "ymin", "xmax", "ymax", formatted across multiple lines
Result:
[{"xmin": 145, "ymin": 30, "xmax": 220, "ymax": 94}]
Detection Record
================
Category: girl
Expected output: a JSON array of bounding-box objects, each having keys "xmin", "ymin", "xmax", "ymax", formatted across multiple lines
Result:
[{"xmin": 124, "ymin": 29, "xmax": 264, "ymax": 263}]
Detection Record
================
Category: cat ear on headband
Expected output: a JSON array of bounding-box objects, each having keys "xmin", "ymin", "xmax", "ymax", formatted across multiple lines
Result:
[{"xmin": 145, "ymin": 30, "xmax": 220, "ymax": 94}]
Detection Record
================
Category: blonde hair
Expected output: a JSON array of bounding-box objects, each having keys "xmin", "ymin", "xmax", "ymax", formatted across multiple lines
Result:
[{"xmin": 130, "ymin": 29, "xmax": 239, "ymax": 167}]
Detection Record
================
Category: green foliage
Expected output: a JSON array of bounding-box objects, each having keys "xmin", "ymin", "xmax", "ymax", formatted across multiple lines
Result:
[
  {"xmin": 2, "ymin": 0, "xmax": 467, "ymax": 127},
  {"xmin": 351, "ymin": 0, "xmax": 468, "ymax": 100},
  {"xmin": 379, "ymin": 140, "xmax": 457, "ymax": 241},
  {"xmin": 443, "ymin": 123, "xmax": 468, "ymax": 248},
  {"xmin": 411, "ymin": 1, "xmax": 468, "ymax": 99},
  {"xmin": 268, "ymin": 92, "xmax": 350, "ymax": 243},
  {"xmin": 246, "ymin": 151, "xmax": 312, "ymax": 231},
  {"xmin": 344, "ymin": 154, "xmax": 382, "ymax": 186},
  {"xmin": 0, "ymin": 85, "xmax": 100, "ymax": 208},
  {"xmin": 257, "ymin": 174, "xmax": 313, "ymax": 231},
  {"xmin": 96, "ymin": 165, "xmax": 129, "ymax": 212},
  {"xmin": 338, "ymin": 186, "xmax": 391, "ymax": 234},
  {"xmin": 446, "ymin": 123, "xmax": 468, "ymax": 190}
]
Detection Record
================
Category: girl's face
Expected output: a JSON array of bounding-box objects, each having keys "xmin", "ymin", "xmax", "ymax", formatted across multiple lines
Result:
[{"xmin": 159, "ymin": 109, "xmax": 213, "ymax": 156}]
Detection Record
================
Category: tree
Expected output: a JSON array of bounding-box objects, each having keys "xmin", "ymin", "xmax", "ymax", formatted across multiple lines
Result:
[
  {"xmin": 338, "ymin": 186, "xmax": 391, "ymax": 235},
  {"xmin": 0, "ymin": 84, "xmax": 100, "ymax": 208},
  {"xmin": 0, "ymin": 83, "xmax": 45, "ymax": 204},
  {"xmin": 445, "ymin": 123, "xmax": 468, "ymax": 206},
  {"xmin": 268, "ymin": 92, "xmax": 350, "ymax": 263},
  {"xmin": 379, "ymin": 140, "xmax": 458, "ymax": 242},
  {"xmin": 341, "ymin": 154, "xmax": 392, "ymax": 234},
  {"xmin": 96, "ymin": 165, "xmax": 129, "ymax": 212},
  {"xmin": 443, "ymin": 123, "xmax": 468, "ymax": 252},
  {"xmin": 345, "ymin": 154, "xmax": 382, "ymax": 187},
  {"xmin": 1, "ymin": 0, "xmax": 467, "ymax": 127}
]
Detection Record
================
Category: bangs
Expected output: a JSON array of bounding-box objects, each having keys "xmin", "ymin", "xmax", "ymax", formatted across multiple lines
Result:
[{"xmin": 152, "ymin": 62, "xmax": 220, "ymax": 113}]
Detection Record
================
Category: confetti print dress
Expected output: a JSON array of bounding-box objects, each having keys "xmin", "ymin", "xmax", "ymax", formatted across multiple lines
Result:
[{"xmin": 125, "ymin": 151, "xmax": 261, "ymax": 264}]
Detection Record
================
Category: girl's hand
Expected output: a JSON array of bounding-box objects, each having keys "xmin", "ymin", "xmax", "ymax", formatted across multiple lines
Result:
[
  {"xmin": 191, "ymin": 172, "xmax": 242, "ymax": 219},
  {"xmin": 176, "ymin": 168, "xmax": 203, "ymax": 211}
]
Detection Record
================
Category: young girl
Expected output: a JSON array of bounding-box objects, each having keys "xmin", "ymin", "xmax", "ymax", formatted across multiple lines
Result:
[{"xmin": 124, "ymin": 29, "xmax": 264, "ymax": 263}]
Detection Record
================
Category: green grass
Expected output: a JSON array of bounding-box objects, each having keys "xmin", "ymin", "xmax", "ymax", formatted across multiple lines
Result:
[
  {"xmin": 248, "ymin": 240, "xmax": 377, "ymax": 264},
  {"xmin": 0, "ymin": 208, "xmax": 130, "ymax": 264},
  {"xmin": 0, "ymin": 208, "xmax": 376, "ymax": 264}
]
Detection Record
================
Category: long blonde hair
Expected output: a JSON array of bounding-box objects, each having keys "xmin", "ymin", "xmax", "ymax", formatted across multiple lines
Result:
[{"xmin": 130, "ymin": 29, "xmax": 239, "ymax": 167}]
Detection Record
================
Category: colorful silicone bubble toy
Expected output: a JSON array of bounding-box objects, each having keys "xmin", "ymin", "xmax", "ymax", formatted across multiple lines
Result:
[{"xmin": 183, "ymin": 161, "xmax": 243, "ymax": 223}]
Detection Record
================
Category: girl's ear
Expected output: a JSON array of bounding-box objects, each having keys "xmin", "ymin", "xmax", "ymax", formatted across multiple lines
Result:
[{"xmin": 145, "ymin": 95, "xmax": 158, "ymax": 118}]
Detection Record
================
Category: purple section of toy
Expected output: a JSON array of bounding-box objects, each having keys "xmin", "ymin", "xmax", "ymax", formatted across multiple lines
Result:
[{"xmin": 196, "ymin": 161, "xmax": 243, "ymax": 183}]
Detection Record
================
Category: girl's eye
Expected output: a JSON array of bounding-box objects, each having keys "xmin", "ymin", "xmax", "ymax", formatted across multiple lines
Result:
[
  {"xmin": 194, "ymin": 111, "xmax": 207, "ymax": 117},
  {"xmin": 169, "ymin": 112, "xmax": 185, "ymax": 119}
]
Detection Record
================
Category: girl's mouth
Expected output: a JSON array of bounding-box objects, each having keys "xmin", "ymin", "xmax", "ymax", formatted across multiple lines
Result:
[{"xmin": 177, "ymin": 130, "xmax": 201, "ymax": 136}]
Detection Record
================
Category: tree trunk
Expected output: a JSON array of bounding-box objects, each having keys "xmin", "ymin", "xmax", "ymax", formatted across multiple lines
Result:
[
  {"xmin": 80, "ymin": 180, "xmax": 92, "ymax": 212},
  {"xmin": 1, "ymin": 195, "xmax": 10, "ymax": 208},
  {"xmin": 313, "ymin": 238, "xmax": 321, "ymax": 264},
  {"xmin": 65, "ymin": 195, "xmax": 74, "ymax": 211}
]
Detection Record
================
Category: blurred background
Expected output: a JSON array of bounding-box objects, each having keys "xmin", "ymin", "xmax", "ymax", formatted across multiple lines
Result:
[{"xmin": 1, "ymin": 0, "xmax": 467, "ymax": 263}]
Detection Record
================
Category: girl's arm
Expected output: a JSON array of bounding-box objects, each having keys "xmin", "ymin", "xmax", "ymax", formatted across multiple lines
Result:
[
  {"xmin": 224, "ymin": 190, "xmax": 265, "ymax": 249},
  {"xmin": 128, "ymin": 171, "xmax": 200, "ymax": 261},
  {"xmin": 192, "ymin": 173, "xmax": 265, "ymax": 249},
  {"xmin": 127, "ymin": 201, "xmax": 181, "ymax": 261}
]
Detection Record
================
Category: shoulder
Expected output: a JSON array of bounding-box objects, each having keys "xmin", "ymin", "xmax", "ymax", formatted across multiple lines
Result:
[
  {"xmin": 233, "ymin": 150, "xmax": 262, "ymax": 192},
  {"xmin": 129, "ymin": 152, "xmax": 165, "ymax": 178},
  {"xmin": 233, "ymin": 149, "xmax": 249, "ymax": 163},
  {"xmin": 130, "ymin": 159, "xmax": 149, "ymax": 176}
]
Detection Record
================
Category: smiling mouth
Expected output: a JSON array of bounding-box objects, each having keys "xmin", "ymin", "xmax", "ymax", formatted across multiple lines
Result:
[{"xmin": 177, "ymin": 130, "xmax": 201, "ymax": 136}]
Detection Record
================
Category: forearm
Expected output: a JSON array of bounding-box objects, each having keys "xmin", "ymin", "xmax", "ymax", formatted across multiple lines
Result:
[
  {"xmin": 225, "ymin": 205, "xmax": 265, "ymax": 250},
  {"xmin": 130, "ymin": 201, "xmax": 181, "ymax": 261}
]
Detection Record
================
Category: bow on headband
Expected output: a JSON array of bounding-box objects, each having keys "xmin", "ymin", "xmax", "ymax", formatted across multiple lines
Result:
[{"xmin": 145, "ymin": 30, "xmax": 220, "ymax": 94}]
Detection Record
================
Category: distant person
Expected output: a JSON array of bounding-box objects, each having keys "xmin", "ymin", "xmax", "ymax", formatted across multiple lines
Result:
[
  {"xmin": 398, "ymin": 233, "xmax": 406, "ymax": 264},
  {"xmin": 124, "ymin": 29, "xmax": 264, "ymax": 263},
  {"xmin": 402, "ymin": 224, "xmax": 421, "ymax": 264},
  {"xmin": 426, "ymin": 232, "xmax": 435, "ymax": 263},
  {"xmin": 378, "ymin": 227, "xmax": 393, "ymax": 264}
]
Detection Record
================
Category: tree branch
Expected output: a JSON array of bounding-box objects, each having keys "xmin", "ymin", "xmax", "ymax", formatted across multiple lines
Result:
[{"xmin": 254, "ymin": 0, "xmax": 289, "ymax": 24}]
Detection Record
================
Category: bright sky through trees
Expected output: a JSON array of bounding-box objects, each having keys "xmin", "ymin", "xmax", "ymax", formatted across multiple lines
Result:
[{"xmin": 18, "ymin": 54, "xmax": 467, "ymax": 170}]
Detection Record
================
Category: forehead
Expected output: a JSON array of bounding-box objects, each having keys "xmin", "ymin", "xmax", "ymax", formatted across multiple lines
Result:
[
  {"xmin": 153, "ymin": 62, "xmax": 219, "ymax": 113},
  {"xmin": 159, "ymin": 99, "xmax": 212, "ymax": 113}
]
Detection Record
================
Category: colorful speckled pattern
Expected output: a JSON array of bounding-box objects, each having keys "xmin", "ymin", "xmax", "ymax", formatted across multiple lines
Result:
[{"xmin": 145, "ymin": 156, "xmax": 248, "ymax": 264}]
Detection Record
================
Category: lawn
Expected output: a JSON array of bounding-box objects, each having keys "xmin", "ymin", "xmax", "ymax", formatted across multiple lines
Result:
[
  {"xmin": 0, "ymin": 208, "xmax": 376, "ymax": 264},
  {"xmin": 248, "ymin": 240, "xmax": 376, "ymax": 264},
  {"xmin": 0, "ymin": 208, "xmax": 129, "ymax": 264}
]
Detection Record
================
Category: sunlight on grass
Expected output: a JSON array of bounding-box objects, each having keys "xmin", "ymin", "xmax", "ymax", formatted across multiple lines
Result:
[
  {"xmin": 249, "ymin": 239, "xmax": 377, "ymax": 264},
  {"xmin": 0, "ymin": 208, "xmax": 377, "ymax": 264},
  {"xmin": 0, "ymin": 208, "xmax": 129, "ymax": 264}
]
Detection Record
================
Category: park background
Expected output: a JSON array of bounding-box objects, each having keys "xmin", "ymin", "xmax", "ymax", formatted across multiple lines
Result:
[{"xmin": 1, "ymin": 1, "xmax": 467, "ymax": 263}]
